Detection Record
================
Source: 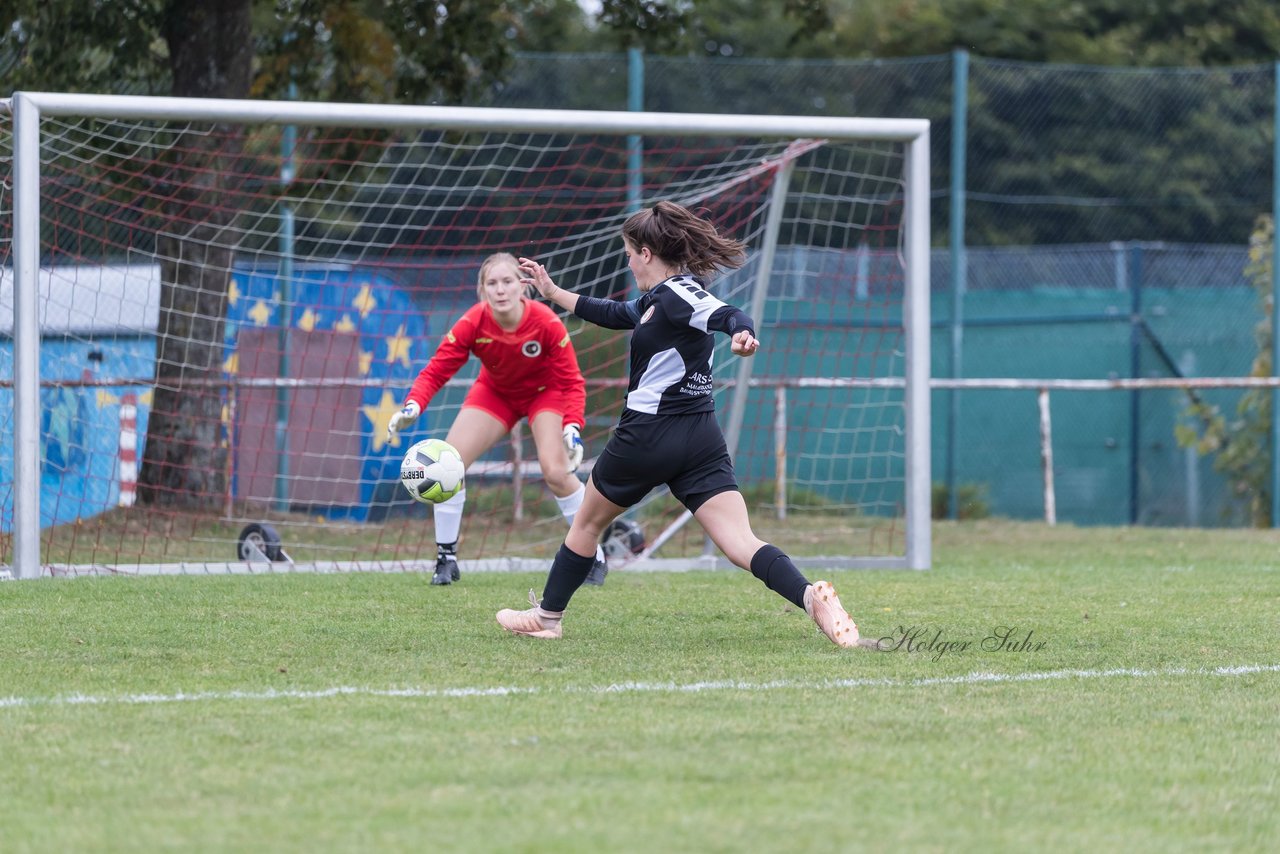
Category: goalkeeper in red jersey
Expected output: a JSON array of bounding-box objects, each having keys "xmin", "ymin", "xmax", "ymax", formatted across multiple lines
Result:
[{"xmin": 386, "ymin": 252, "xmax": 606, "ymax": 586}]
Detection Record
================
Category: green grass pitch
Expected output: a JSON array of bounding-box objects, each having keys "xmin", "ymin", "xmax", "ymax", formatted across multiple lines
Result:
[{"xmin": 2, "ymin": 520, "xmax": 1277, "ymax": 851}]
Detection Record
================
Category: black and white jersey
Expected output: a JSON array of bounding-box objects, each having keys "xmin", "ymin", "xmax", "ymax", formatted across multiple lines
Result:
[{"xmin": 574, "ymin": 274, "xmax": 755, "ymax": 416}]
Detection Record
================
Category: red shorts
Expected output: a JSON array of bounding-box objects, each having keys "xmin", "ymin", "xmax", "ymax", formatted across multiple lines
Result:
[{"xmin": 462, "ymin": 380, "xmax": 568, "ymax": 432}]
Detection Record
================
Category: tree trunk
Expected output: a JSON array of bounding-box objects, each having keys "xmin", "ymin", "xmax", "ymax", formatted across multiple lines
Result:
[{"xmin": 137, "ymin": 0, "xmax": 253, "ymax": 508}]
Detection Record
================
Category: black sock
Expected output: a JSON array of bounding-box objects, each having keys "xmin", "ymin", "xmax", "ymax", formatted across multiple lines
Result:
[
  {"xmin": 749, "ymin": 544, "xmax": 810, "ymax": 609},
  {"xmin": 540, "ymin": 543, "xmax": 597, "ymax": 612},
  {"xmin": 437, "ymin": 541, "xmax": 457, "ymax": 559}
]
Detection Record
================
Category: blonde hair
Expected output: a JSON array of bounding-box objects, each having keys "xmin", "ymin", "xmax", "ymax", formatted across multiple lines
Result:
[
  {"xmin": 475, "ymin": 252, "xmax": 533, "ymax": 301},
  {"xmin": 621, "ymin": 200, "xmax": 746, "ymax": 280}
]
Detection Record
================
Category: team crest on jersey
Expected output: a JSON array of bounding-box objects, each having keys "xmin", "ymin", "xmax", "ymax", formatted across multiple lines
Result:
[
  {"xmin": 640, "ymin": 305, "xmax": 656, "ymax": 324},
  {"xmin": 522, "ymin": 340, "xmax": 542, "ymax": 357}
]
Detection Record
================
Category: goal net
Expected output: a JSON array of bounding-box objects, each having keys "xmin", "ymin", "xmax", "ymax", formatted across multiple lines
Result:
[{"xmin": 1, "ymin": 95, "xmax": 930, "ymax": 577}]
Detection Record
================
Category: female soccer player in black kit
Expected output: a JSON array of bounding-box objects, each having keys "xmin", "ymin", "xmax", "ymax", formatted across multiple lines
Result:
[{"xmin": 497, "ymin": 200, "xmax": 860, "ymax": 648}]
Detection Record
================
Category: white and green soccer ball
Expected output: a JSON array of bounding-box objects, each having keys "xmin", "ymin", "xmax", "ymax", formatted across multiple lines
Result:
[{"xmin": 400, "ymin": 438, "xmax": 465, "ymax": 504}]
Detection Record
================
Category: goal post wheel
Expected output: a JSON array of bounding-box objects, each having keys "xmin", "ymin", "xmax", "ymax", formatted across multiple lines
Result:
[
  {"xmin": 237, "ymin": 522, "xmax": 288, "ymax": 563},
  {"xmin": 600, "ymin": 518, "xmax": 645, "ymax": 561}
]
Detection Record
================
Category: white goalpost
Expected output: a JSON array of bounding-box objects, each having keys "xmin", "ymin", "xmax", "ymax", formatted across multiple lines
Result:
[{"xmin": 2, "ymin": 92, "xmax": 931, "ymax": 579}]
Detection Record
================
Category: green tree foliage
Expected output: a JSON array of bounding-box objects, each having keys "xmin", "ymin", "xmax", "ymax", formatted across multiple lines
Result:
[
  {"xmin": 1175, "ymin": 216, "xmax": 1276, "ymax": 526},
  {"xmin": 588, "ymin": 0, "xmax": 1280, "ymax": 63},
  {"xmin": 598, "ymin": 0, "xmax": 690, "ymax": 52},
  {"xmin": 251, "ymin": 0, "xmax": 522, "ymax": 104},
  {"xmin": 0, "ymin": 0, "xmax": 171, "ymax": 94},
  {"xmin": 825, "ymin": 0, "xmax": 1280, "ymax": 66},
  {"xmin": 510, "ymin": 0, "xmax": 597, "ymax": 53},
  {"xmin": 594, "ymin": 0, "xmax": 832, "ymax": 56},
  {"xmin": 1, "ymin": 0, "xmax": 564, "ymax": 103}
]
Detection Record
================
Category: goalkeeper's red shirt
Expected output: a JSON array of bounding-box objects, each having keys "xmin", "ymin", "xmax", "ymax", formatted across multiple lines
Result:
[{"xmin": 404, "ymin": 299, "xmax": 586, "ymax": 429}]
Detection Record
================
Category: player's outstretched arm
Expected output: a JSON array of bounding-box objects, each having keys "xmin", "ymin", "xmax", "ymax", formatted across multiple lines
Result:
[
  {"xmin": 395, "ymin": 310, "xmax": 479, "ymax": 438},
  {"xmin": 519, "ymin": 257, "xmax": 579, "ymax": 314},
  {"xmin": 730, "ymin": 329, "xmax": 759, "ymax": 357}
]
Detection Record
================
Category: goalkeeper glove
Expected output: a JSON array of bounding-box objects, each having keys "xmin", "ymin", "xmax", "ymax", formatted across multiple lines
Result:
[
  {"xmin": 386, "ymin": 400, "xmax": 421, "ymax": 440},
  {"xmin": 562, "ymin": 424, "xmax": 584, "ymax": 473}
]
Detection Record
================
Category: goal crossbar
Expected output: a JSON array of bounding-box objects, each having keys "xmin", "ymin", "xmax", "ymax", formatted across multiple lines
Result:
[{"xmin": 5, "ymin": 92, "xmax": 930, "ymax": 140}]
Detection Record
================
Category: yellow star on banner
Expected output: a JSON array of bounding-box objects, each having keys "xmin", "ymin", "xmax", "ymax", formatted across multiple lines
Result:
[
  {"xmin": 352, "ymin": 285, "xmax": 377, "ymax": 319},
  {"xmin": 98, "ymin": 389, "xmax": 153, "ymax": 409},
  {"xmin": 224, "ymin": 352, "xmax": 239, "ymax": 375},
  {"xmin": 385, "ymin": 324, "xmax": 412, "ymax": 368},
  {"xmin": 334, "ymin": 314, "xmax": 357, "ymax": 334},
  {"xmin": 359, "ymin": 348, "xmax": 374, "ymax": 376},
  {"xmin": 228, "ymin": 277, "xmax": 242, "ymax": 307},
  {"xmin": 248, "ymin": 299, "xmax": 273, "ymax": 327},
  {"xmin": 364, "ymin": 390, "xmax": 406, "ymax": 452},
  {"xmin": 298, "ymin": 308, "xmax": 319, "ymax": 332}
]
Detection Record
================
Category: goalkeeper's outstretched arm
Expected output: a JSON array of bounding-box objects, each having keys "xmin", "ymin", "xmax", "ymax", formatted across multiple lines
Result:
[{"xmin": 387, "ymin": 312, "xmax": 475, "ymax": 439}]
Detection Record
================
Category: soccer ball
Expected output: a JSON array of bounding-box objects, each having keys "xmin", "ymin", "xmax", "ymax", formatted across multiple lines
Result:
[{"xmin": 400, "ymin": 438, "xmax": 465, "ymax": 504}]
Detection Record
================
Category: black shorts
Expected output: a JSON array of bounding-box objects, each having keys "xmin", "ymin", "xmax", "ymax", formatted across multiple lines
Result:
[{"xmin": 590, "ymin": 410, "xmax": 739, "ymax": 513}]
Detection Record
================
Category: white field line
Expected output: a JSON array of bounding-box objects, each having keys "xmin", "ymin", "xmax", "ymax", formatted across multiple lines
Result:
[{"xmin": 2, "ymin": 663, "xmax": 1277, "ymax": 711}]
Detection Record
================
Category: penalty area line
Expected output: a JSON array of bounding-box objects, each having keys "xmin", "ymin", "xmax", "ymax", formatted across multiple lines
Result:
[{"xmin": 2, "ymin": 663, "xmax": 1278, "ymax": 710}]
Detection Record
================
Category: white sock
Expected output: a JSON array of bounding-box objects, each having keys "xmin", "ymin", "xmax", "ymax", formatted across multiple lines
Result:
[
  {"xmin": 555, "ymin": 482, "xmax": 585, "ymax": 526},
  {"xmin": 433, "ymin": 488, "xmax": 466, "ymax": 545}
]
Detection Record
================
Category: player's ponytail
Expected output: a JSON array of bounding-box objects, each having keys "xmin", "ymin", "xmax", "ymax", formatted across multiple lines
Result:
[{"xmin": 622, "ymin": 200, "xmax": 746, "ymax": 280}]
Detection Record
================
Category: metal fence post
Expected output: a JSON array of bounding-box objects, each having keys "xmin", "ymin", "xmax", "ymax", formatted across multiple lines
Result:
[
  {"xmin": 1271, "ymin": 61, "xmax": 1280, "ymax": 527},
  {"xmin": 1128, "ymin": 243, "xmax": 1144, "ymax": 525},
  {"xmin": 947, "ymin": 48, "xmax": 969, "ymax": 520}
]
